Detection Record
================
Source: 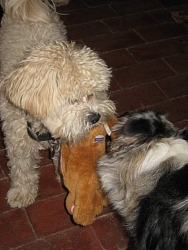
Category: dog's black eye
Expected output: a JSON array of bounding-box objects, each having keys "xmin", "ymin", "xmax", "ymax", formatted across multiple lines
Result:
[{"xmin": 122, "ymin": 118, "xmax": 152, "ymax": 136}]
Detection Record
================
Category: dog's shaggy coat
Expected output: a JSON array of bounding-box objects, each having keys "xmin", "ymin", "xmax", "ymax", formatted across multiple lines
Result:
[
  {"xmin": 0, "ymin": 0, "xmax": 115, "ymax": 208},
  {"xmin": 98, "ymin": 110, "xmax": 188, "ymax": 250}
]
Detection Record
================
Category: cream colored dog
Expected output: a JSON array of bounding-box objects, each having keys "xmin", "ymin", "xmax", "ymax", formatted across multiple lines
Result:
[{"xmin": 0, "ymin": 0, "xmax": 115, "ymax": 208}]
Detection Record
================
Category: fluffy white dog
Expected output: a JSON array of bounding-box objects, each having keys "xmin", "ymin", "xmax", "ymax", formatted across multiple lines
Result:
[{"xmin": 0, "ymin": 0, "xmax": 115, "ymax": 208}]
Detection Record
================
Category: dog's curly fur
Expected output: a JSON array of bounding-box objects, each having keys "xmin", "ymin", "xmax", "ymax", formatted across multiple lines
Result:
[
  {"xmin": 0, "ymin": 0, "xmax": 115, "ymax": 208},
  {"xmin": 98, "ymin": 110, "xmax": 188, "ymax": 250}
]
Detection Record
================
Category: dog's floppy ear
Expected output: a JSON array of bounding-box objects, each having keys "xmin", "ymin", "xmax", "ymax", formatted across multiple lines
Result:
[
  {"xmin": 2, "ymin": 42, "xmax": 76, "ymax": 118},
  {"xmin": 122, "ymin": 118, "xmax": 152, "ymax": 137},
  {"xmin": 2, "ymin": 41, "xmax": 111, "ymax": 119},
  {"xmin": 2, "ymin": 56, "xmax": 61, "ymax": 118}
]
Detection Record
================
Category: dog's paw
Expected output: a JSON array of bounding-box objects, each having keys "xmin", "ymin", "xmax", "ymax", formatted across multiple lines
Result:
[{"xmin": 7, "ymin": 186, "xmax": 38, "ymax": 208}]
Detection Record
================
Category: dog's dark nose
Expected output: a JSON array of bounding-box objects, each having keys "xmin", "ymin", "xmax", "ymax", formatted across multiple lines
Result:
[{"xmin": 88, "ymin": 113, "xmax": 101, "ymax": 124}]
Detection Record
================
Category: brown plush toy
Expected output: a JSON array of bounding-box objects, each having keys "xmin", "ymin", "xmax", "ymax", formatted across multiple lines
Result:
[{"xmin": 60, "ymin": 117, "xmax": 117, "ymax": 226}]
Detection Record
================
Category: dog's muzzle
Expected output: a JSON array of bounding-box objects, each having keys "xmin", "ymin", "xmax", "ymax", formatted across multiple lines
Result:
[{"xmin": 87, "ymin": 113, "xmax": 101, "ymax": 124}]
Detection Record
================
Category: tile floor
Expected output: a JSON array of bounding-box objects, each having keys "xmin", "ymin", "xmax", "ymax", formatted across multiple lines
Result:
[{"xmin": 0, "ymin": 0, "xmax": 188, "ymax": 249}]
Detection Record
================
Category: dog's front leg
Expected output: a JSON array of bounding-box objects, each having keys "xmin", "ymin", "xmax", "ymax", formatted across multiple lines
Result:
[{"xmin": 2, "ymin": 106, "xmax": 41, "ymax": 208}]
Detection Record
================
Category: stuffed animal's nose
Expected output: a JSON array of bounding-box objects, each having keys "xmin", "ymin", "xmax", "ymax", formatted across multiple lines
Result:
[{"xmin": 88, "ymin": 113, "xmax": 101, "ymax": 124}]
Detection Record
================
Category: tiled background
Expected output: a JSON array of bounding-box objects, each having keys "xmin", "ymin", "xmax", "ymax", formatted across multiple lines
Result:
[{"xmin": 0, "ymin": 0, "xmax": 188, "ymax": 249}]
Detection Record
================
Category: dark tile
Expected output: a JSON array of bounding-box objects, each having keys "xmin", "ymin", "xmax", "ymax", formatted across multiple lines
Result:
[
  {"xmin": 82, "ymin": 0, "xmax": 124, "ymax": 7},
  {"xmin": 103, "ymin": 13, "xmax": 158, "ymax": 32},
  {"xmin": 111, "ymin": 89, "xmax": 143, "ymax": 113},
  {"xmin": 180, "ymin": 36, "xmax": 188, "ymax": 44},
  {"xmin": 113, "ymin": 60, "xmax": 175, "ymax": 89},
  {"xmin": 150, "ymin": 96, "xmax": 188, "ymax": 123},
  {"xmin": 84, "ymin": 31, "xmax": 145, "ymax": 52},
  {"xmin": 101, "ymin": 49, "xmax": 136, "ymax": 69},
  {"xmin": 0, "ymin": 209, "xmax": 35, "ymax": 249},
  {"xmin": 126, "ymin": 12, "xmax": 158, "ymax": 28},
  {"xmin": 67, "ymin": 21, "xmax": 111, "ymax": 40},
  {"xmin": 102, "ymin": 16, "xmax": 130, "ymax": 33},
  {"xmin": 111, "ymin": 0, "xmax": 163, "ymax": 15},
  {"xmin": 136, "ymin": 23, "xmax": 188, "ymax": 42},
  {"xmin": 128, "ymin": 39, "xmax": 187, "ymax": 62},
  {"xmin": 111, "ymin": 82, "xmax": 167, "ymax": 114},
  {"xmin": 150, "ymin": 9, "xmax": 174, "ymax": 23},
  {"xmin": 175, "ymin": 120, "xmax": 188, "ymax": 128},
  {"xmin": 164, "ymin": 53, "xmax": 188, "ymax": 74},
  {"xmin": 91, "ymin": 214, "xmax": 128, "ymax": 249},
  {"xmin": 128, "ymin": 83, "xmax": 167, "ymax": 107},
  {"xmin": 57, "ymin": 0, "xmax": 87, "ymax": 11},
  {"xmin": 63, "ymin": 6, "xmax": 117, "ymax": 25},
  {"xmin": 109, "ymin": 76, "xmax": 122, "ymax": 92},
  {"xmin": 26, "ymin": 194, "xmax": 74, "ymax": 238},
  {"xmin": 156, "ymin": 74, "xmax": 188, "ymax": 98}
]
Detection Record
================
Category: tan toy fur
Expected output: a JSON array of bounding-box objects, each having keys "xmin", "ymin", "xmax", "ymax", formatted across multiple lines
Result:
[{"xmin": 60, "ymin": 117, "xmax": 117, "ymax": 226}]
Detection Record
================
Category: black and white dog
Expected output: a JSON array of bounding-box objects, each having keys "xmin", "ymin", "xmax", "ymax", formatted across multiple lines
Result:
[{"xmin": 98, "ymin": 110, "xmax": 188, "ymax": 250}]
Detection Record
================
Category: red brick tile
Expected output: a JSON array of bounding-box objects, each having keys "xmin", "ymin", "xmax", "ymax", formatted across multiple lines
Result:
[
  {"xmin": 0, "ymin": 152, "xmax": 8, "ymax": 178},
  {"xmin": 111, "ymin": 83, "xmax": 167, "ymax": 114},
  {"xmin": 91, "ymin": 214, "xmax": 128, "ymax": 249},
  {"xmin": 16, "ymin": 240, "xmax": 50, "ymax": 250},
  {"xmin": 0, "ymin": 165, "xmax": 4, "ymax": 180},
  {"xmin": 45, "ymin": 227, "xmax": 103, "ymax": 250},
  {"xmin": 111, "ymin": 0, "xmax": 162, "ymax": 15},
  {"xmin": 18, "ymin": 227, "xmax": 104, "ymax": 250},
  {"xmin": 101, "ymin": 49, "xmax": 136, "ymax": 69},
  {"xmin": 0, "ymin": 179, "xmax": 11, "ymax": 213},
  {"xmin": 175, "ymin": 120, "xmax": 188, "ymax": 129},
  {"xmin": 150, "ymin": 96, "xmax": 188, "ymax": 123},
  {"xmin": 156, "ymin": 74, "xmax": 188, "ymax": 98},
  {"xmin": 129, "ymin": 83, "xmax": 167, "ymax": 106},
  {"xmin": 63, "ymin": 6, "xmax": 117, "ymax": 25},
  {"xmin": 113, "ymin": 60, "xmax": 175, "ymax": 89},
  {"xmin": 136, "ymin": 23, "xmax": 188, "ymax": 42},
  {"xmin": 109, "ymin": 76, "xmax": 122, "ymax": 92},
  {"xmin": 0, "ymin": 209, "xmax": 35, "ymax": 249},
  {"xmin": 84, "ymin": 31, "xmax": 144, "ymax": 52},
  {"xmin": 128, "ymin": 39, "xmax": 186, "ymax": 62},
  {"xmin": 0, "ymin": 1, "xmax": 188, "ymax": 250},
  {"xmin": 164, "ymin": 54, "xmax": 188, "ymax": 74},
  {"xmin": 26, "ymin": 194, "xmax": 74, "ymax": 237},
  {"xmin": 111, "ymin": 89, "xmax": 143, "ymax": 113},
  {"xmin": 37, "ymin": 165, "xmax": 65, "ymax": 201},
  {"xmin": 40, "ymin": 150, "xmax": 52, "ymax": 167},
  {"xmin": 0, "ymin": 131, "xmax": 5, "ymax": 149},
  {"xmin": 67, "ymin": 21, "xmax": 111, "ymax": 40}
]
